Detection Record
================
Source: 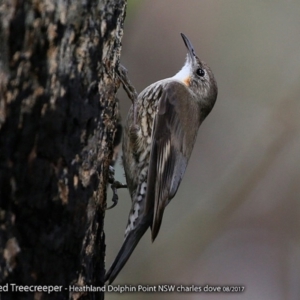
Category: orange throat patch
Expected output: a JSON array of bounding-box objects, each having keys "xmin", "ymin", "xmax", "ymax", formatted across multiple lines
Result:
[{"xmin": 183, "ymin": 76, "xmax": 191, "ymax": 86}]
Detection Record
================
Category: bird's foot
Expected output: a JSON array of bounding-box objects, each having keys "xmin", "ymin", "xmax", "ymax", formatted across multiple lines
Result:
[
  {"xmin": 107, "ymin": 166, "xmax": 127, "ymax": 210},
  {"xmin": 117, "ymin": 64, "xmax": 139, "ymax": 124}
]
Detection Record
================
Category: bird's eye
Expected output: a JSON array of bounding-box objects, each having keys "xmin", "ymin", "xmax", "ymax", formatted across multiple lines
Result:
[{"xmin": 196, "ymin": 68, "xmax": 205, "ymax": 77}]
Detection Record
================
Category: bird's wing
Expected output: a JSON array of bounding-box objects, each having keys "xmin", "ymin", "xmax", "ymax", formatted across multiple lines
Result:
[{"xmin": 145, "ymin": 81, "xmax": 199, "ymax": 241}]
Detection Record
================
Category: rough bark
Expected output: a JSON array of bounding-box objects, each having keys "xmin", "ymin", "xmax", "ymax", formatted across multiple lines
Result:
[{"xmin": 0, "ymin": 0, "xmax": 126, "ymax": 299}]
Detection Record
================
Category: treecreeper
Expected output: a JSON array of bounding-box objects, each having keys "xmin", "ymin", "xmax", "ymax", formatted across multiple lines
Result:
[{"xmin": 106, "ymin": 33, "xmax": 218, "ymax": 284}]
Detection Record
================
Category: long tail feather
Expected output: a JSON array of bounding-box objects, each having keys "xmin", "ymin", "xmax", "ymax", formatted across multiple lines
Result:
[{"xmin": 105, "ymin": 221, "xmax": 149, "ymax": 284}]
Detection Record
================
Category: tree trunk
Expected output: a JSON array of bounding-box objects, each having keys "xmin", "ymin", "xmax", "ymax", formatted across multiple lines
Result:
[{"xmin": 0, "ymin": 0, "xmax": 126, "ymax": 299}]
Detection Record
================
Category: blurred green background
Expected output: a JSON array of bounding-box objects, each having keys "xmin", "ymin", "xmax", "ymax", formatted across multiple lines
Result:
[{"xmin": 105, "ymin": 1, "xmax": 300, "ymax": 299}]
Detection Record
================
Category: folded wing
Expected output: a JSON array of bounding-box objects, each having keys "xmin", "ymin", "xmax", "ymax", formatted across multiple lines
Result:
[{"xmin": 145, "ymin": 81, "xmax": 200, "ymax": 241}]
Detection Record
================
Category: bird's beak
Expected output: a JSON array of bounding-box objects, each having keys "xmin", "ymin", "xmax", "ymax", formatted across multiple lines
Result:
[{"xmin": 181, "ymin": 33, "xmax": 196, "ymax": 62}]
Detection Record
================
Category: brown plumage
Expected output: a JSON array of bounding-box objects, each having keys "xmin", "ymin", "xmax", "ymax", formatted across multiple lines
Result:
[{"xmin": 105, "ymin": 33, "xmax": 218, "ymax": 284}]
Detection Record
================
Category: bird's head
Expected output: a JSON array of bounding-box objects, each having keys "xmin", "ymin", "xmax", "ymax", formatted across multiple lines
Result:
[{"xmin": 173, "ymin": 33, "xmax": 218, "ymax": 111}]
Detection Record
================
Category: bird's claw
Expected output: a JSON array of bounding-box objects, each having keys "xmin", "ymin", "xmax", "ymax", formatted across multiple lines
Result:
[
  {"xmin": 107, "ymin": 166, "xmax": 127, "ymax": 210},
  {"xmin": 117, "ymin": 64, "xmax": 139, "ymax": 124}
]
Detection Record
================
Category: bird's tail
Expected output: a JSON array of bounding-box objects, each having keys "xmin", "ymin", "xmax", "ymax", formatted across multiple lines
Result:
[{"xmin": 105, "ymin": 221, "xmax": 149, "ymax": 284}]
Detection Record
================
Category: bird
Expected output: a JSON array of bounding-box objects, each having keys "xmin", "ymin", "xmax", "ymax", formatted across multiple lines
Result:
[{"xmin": 105, "ymin": 33, "xmax": 218, "ymax": 284}]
